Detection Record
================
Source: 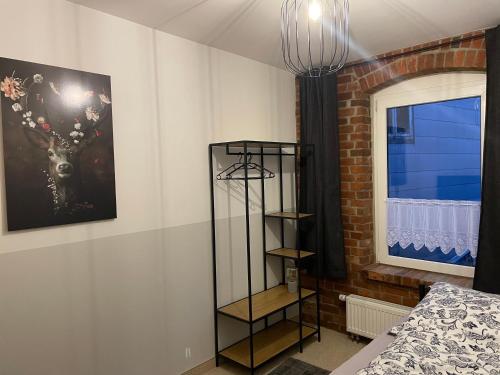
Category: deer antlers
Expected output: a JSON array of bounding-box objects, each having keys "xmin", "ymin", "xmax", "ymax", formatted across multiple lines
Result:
[
  {"xmin": 76, "ymin": 103, "xmax": 112, "ymax": 150},
  {"xmin": 1, "ymin": 71, "xmax": 112, "ymax": 151}
]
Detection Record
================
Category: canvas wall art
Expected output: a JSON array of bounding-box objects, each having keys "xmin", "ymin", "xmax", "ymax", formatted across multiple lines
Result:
[{"xmin": 0, "ymin": 57, "xmax": 117, "ymax": 231}]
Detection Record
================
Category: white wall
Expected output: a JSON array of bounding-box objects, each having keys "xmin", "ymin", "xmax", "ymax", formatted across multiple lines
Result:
[
  {"xmin": 0, "ymin": 1, "xmax": 296, "ymax": 374},
  {"xmin": 154, "ymin": 30, "xmax": 295, "ymax": 227},
  {"xmin": 0, "ymin": 0, "xmax": 295, "ymax": 253}
]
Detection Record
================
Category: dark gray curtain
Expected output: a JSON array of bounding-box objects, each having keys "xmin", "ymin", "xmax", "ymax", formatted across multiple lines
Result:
[
  {"xmin": 298, "ymin": 74, "xmax": 346, "ymax": 279},
  {"xmin": 474, "ymin": 25, "xmax": 500, "ymax": 294}
]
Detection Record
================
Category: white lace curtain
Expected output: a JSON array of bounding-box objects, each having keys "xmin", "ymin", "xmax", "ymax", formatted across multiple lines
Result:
[{"xmin": 387, "ymin": 198, "xmax": 481, "ymax": 258}]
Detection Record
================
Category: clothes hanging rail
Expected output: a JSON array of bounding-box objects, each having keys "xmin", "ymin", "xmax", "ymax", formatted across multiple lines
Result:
[{"xmin": 216, "ymin": 152, "xmax": 275, "ymax": 180}]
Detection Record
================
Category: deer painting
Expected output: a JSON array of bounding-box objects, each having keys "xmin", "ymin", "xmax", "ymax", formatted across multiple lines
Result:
[{"xmin": 0, "ymin": 57, "xmax": 117, "ymax": 231}]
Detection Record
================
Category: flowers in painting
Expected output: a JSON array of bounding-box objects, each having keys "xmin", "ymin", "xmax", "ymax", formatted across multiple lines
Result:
[
  {"xmin": 99, "ymin": 93, "xmax": 111, "ymax": 105},
  {"xmin": 70, "ymin": 129, "xmax": 85, "ymax": 144},
  {"xmin": 36, "ymin": 116, "xmax": 46, "ymax": 125},
  {"xmin": 3, "ymin": 71, "xmax": 111, "ymax": 148},
  {"xmin": 12, "ymin": 103, "xmax": 23, "ymax": 112},
  {"xmin": 33, "ymin": 74, "xmax": 43, "ymax": 84},
  {"xmin": 1, "ymin": 75, "xmax": 26, "ymax": 100},
  {"xmin": 85, "ymin": 106, "xmax": 99, "ymax": 122},
  {"xmin": 23, "ymin": 111, "xmax": 33, "ymax": 125},
  {"xmin": 20, "ymin": 111, "xmax": 36, "ymax": 129},
  {"xmin": 33, "ymin": 116, "xmax": 51, "ymax": 132}
]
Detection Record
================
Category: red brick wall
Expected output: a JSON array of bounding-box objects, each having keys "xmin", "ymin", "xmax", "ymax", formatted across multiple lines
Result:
[{"xmin": 298, "ymin": 31, "xmax": 486, "ymax": 333}]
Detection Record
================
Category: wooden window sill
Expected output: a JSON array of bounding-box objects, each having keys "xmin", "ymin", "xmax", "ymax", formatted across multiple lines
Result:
[{"xmin": 362, "ymin": 263, "xmax": 473, "ymax": 289}]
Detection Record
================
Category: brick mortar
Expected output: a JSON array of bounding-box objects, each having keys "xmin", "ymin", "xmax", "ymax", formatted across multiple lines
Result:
[{"xmin": 297, "ymin": 31, "xmax": 486, "ymax": 333}]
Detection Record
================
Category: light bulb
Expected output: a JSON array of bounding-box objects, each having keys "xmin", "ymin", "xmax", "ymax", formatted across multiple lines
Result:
[{"xmin": 309, "ymin": 1, "xmax": 321, "ymax": 21}]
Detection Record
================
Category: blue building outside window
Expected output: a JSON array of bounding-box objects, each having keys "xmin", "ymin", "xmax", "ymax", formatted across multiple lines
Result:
[{"xmin": 387, "ymin": 96, "xmax": 481, "ymax": 267}]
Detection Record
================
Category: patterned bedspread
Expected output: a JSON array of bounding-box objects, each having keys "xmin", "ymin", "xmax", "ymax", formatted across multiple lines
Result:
[{"xmin": 356, "ymin": 282, "xmax": 500, "ymax": 375}]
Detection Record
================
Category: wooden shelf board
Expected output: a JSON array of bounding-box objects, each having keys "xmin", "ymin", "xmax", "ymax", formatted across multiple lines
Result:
[
  {"xmin": 265, "ymin": 211, "xmax": 314, "ymax": 220},
  {"xmin": 217, "ymin": 285, "xmax": 315, "ymax": 322},
  {"xmin": 267, "ymin": 248, "xmax": 315, "ymax": 260},
  {"xmin": 219, "ymin": 320, "xmax": 316, "ymax": 368}
]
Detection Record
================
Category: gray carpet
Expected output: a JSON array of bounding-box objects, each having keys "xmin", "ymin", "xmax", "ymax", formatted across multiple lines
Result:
[{"xmin": 269, "ymin": 358, "xmax": 330, "ymax": 375}]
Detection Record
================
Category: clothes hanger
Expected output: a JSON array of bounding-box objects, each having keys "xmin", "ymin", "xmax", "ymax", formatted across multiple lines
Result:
[{"xmin": 216, "ymin": 153, "xmax": 275, "ymax": 180}]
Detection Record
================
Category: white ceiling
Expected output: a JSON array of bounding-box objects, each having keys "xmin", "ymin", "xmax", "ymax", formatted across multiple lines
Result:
[{"xmin": 69, "ymin": 0, "xmax": 500, "ymax": 69}]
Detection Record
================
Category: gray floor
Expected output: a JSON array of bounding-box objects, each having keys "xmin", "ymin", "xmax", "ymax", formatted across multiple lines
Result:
[{"xmin": 203, "ymin": 328, "xmax": 366, "ymax": 375}]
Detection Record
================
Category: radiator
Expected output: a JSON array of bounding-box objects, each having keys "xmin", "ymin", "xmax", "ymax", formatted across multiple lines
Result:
[{"xmin": 346, "ymin": 295, "xmax": 413, "ymax": 339}]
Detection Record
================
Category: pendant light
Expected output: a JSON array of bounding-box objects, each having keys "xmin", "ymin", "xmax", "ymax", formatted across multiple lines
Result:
[{"xmin": 281, "ymin": 0, "xmax": 350, "ymax": 77}]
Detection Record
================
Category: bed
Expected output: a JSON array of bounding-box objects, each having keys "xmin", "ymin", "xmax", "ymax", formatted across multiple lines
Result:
[
  {"xmin": 330, "ymin": 324, "xmax": 399, "ymax": 374},
  {"xmin": 331, "ymin": 282, "xmax": 500, "ymax": 375}
]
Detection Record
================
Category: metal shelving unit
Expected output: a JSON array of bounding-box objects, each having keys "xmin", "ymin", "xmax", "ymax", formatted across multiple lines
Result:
[{"xmin": 209, "ymin": 140, "xmax": 320, "ymax": 374}]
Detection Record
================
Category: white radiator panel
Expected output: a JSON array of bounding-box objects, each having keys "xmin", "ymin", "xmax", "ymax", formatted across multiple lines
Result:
[{"xmin": 346, "ymin": 295, "xmax": 412, "ymax": 339}]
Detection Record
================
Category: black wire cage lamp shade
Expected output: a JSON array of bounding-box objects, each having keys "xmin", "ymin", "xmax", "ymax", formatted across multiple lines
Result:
[{"xmin": 281, "ymin": 0, "xmax": 350, "ymax": 78}]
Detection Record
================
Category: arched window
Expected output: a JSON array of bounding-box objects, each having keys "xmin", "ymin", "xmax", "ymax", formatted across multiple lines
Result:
[{"xmin": 372, "ymin": 73, "xmax": 486, "ymax": 277}]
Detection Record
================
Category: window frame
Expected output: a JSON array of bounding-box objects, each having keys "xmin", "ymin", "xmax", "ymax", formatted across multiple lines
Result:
[{"xmin": 372, "ymin": 73, "xmax": 486, "ymax": 278}]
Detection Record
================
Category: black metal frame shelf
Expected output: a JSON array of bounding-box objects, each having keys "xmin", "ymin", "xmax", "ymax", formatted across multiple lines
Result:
[{"xmin": 209, "ymin": 140, "xmax": 320, "ymax": 374}]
